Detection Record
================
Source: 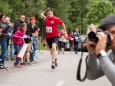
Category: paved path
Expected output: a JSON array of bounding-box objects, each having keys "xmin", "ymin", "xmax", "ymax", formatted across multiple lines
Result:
[{"xmin": 0, "ymin": 50, "xmax": 111, "ymax": 86}]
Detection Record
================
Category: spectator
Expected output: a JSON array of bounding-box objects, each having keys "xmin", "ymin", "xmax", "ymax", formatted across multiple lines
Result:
[
  {"xmin": 5, "ymin": 17, "xmax": 14, "ymax": 61},
  {"xmin": 73, "ymin": 28, "xmax": 80, "ymax": 54},
  {"xmin": 68, "ymin": 29, "xmax": 74, "ymax": 52},
  {"xmin": 13, "ymin": 15, "xmax": 27, "ymax": 61},
  {"xmin": 86, "ymin": 23, "xmax": 96, "ymax": 35},
  {"xmin": 13, "ymin": 23, "xmax": 27, "ymax": 67},
  {"xmin": 0, "ymin": 13, "xmax": 13, "ymax": 68},
  {"xmin": 27, "ymin": 16, "xmax": 40, "ymax": 64},
  {"xmin": 13, "ymin": 15, "xmax": 27, "ymax": 33}
]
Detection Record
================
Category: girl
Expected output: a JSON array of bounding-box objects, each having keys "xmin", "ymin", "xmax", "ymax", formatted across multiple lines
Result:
[{"xmin": 13, "ymin": 23, "xmax": 27, "ymax": 67}]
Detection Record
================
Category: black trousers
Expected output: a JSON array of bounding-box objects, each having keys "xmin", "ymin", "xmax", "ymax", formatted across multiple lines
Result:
[{"xmin": 74, "ymin": 40, "xmax": 78, "ymax": 52}]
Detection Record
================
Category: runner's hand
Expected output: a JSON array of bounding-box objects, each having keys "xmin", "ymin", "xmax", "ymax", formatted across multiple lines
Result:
[{"xmin": 64, "ymin": 32, "xmax": 68, "ymax": 38}]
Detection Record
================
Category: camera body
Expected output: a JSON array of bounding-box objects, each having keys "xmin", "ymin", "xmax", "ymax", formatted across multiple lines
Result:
[{"xmin": 88, "ymin": 29, "xmax": 111, "ymax": 47}]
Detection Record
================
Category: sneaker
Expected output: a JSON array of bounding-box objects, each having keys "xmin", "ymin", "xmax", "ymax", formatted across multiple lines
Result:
[
  {"xmin": 11, "ymin": 58, "xmax": 14, "ymax": 61},
  {"xmin": 20, "ymin": 63, "xmax": 25, "ymax": 66},
  {"xmin": 51, "ymin": 62, "xmax": 55, "ymax": 69},
  {"xmin": 14, "ymin": 63, "xmax": 24, "ymax": 67},
  {"xmin": 27, "ymin": 62, "xmax": 31, "ymax": 65},
  {"xmin": 31, "ymin": 61, "xmax": 37, "ymax": 64},
  {"xmin": 55, "ymin": 59, "xmax": 58, "ymax": 67},
  {"xmin": 75, "ymin": 52, "xmax": 78, "ymax": 54},
  {"xmin": 0, "ymin": 65, "xmax": 7, "ymax": 69},
  {"xmin": 5, "ymin": 58, "xmax": 9, "ymax": 61}
]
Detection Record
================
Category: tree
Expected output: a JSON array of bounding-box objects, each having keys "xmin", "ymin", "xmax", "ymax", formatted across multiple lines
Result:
[
  {"xmin": 69, "ymin": 0, "xmax": 88, "ymax": 34},
  {"xmin": 86, "ymin": 0, "xmax": 115, "ymax": 25},
  {"xmin": 46, "ymin": 0, "xmax": 70, "ymax": 30},
  {"xmin": 0, "ymin": 0, "xmax": 12, "ymax": 15}
]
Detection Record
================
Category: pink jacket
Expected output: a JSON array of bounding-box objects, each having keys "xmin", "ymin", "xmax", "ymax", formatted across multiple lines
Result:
[{"xmin": 13, "ymin": 29, "xmax": 25, "ymax": 44}]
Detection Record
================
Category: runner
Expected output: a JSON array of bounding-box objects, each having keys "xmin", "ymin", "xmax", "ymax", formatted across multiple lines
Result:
[
  {"xmin": 58, "ymin": 29, "xmax": 66, "ymax": 54},
  {"xmin": 44, "ymin": 7, "xmax": 67, "ymax": 69}
]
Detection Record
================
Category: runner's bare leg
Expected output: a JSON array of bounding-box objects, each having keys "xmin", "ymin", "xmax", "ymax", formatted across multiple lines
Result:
[{"xmin": 51, "ymin": 43, "xmax": 57, "ymax": 62}]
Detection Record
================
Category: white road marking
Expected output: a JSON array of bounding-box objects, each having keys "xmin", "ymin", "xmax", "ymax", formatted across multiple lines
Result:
[{"xmin": 55, "ymin": 80, "xmax": 65, "ymax": 86}]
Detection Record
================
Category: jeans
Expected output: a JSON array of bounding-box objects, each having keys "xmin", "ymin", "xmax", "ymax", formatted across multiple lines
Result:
[
  {"xmin": 4, "ymin": 38, "xmax": 9, "ymax": 59},
  {"xmin": 0, "ymin": 40, "xmax": 8, "ymax": 65},
  {"xmin": 10, "ymin": 44, "xmax": 14, "ymax": 58},
  {"xmin": 30, "ymin": 43, "xmax": 37, "ymax": 62},
  {"xmin": 14, "ymin": 44, "xmax": 22, "ymax": 64},
  {"xmin": 30, "ymin": 36, "xmax": 37, "ymax": 62}
]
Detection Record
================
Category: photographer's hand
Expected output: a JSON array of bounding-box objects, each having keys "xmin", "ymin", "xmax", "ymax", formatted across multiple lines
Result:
[
  {"xmin": 86, "ymin": 39, "xmax": 96, "ymax": 54},
  {"xmin": 95, "ymin": 32, "xmax": 107, "ymax": 55}
]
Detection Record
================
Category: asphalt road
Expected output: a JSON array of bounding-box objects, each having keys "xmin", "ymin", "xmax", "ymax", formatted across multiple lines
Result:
[{"xmin": 0, "ymin": 50, "xmax": 111, "ymax": 86}]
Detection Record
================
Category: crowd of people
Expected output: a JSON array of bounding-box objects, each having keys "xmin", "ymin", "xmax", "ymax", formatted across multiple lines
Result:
[
  {"xmin": 0, "ymin": 13, "xmax": 40, "ymax": 68},
  {"xmin": 58, "ymin": 28, "xmax": 81, "ymax": 54},
  {"xmin": 0, "ymin": 7, "xmax": 88, "ymax": 70}
]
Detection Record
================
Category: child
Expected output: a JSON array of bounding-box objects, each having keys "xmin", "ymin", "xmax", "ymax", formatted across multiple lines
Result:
[{"xmin": 13, "ymin": 23, "xmax": 27, "ymax": 67}]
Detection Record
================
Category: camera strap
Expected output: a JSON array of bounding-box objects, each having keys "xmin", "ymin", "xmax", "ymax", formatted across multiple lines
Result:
[{"xmin": 76, "ymin": 51, "xmax": 88, "ymax": 81}]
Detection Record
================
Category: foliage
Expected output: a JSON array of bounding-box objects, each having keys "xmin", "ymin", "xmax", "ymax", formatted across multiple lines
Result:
[
  {"xmin": 86, "ymin": 0, "xmax": 115, "ymax": 25},
  {"xmin": 0, "ymin": 0, "xmax": 115, "ymax": 35}
]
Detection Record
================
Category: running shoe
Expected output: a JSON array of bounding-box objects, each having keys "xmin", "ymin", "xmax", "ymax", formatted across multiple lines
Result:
[
  {"xmin": 55, "ymin": 58, "xmax": 58, "ymax": 67},
  {"xmin": 51, "ymin": 62, "xmax": 55, "ymax": 69}
]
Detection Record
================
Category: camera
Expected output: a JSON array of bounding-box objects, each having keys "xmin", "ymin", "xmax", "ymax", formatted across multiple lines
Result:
[{"xmin": 88, "ymin": 29, "xmax": 111, "ymax": 47}]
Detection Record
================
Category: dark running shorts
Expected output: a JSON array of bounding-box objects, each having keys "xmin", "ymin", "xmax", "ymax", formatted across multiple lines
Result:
[{"xmin": 46, "ymin": 36, "xmax": 59, "ymax": 49}]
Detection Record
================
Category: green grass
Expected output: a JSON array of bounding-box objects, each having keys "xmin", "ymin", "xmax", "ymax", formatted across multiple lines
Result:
[{"xmin": 36, "ymin": 42, "xmax": 49, "ymax": 50}]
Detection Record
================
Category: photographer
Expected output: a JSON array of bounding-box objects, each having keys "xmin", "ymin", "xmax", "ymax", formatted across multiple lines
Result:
[{"xmin": 86, "ymin": 15, "xmax": 115, "ymax": 86}]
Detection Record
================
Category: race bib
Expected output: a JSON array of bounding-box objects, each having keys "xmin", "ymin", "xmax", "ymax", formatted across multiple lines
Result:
[
  {"xmin": 75, "ymin": 37, "xmax": 78, "ymax": 40},
  {"xmin": 46, "ymin": 27, "xmax": 52, "ymax": 33},
  {"xmin": 70, "ymin": 38, "xmax": 73, "ymax": 41}
]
